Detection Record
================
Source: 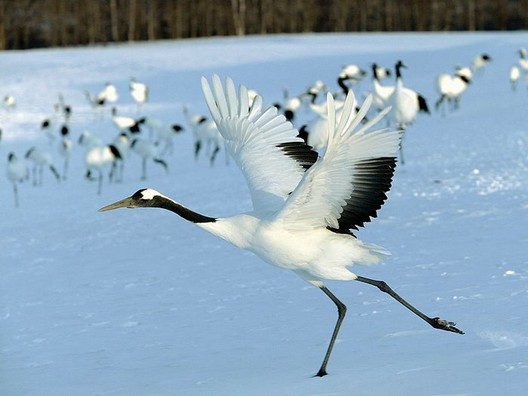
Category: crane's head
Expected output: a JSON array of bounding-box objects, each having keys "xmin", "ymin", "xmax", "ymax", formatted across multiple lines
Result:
[
  {"xmin": 395, "ymin": 60, "xmax": 407, "ymax": 69},
  {"xmin": 99, "ymin": 188, "xmax": 162, "ymax": 211}
]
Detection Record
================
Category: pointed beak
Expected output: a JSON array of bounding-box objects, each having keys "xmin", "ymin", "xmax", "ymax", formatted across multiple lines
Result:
[{"xmin": 98, "ymin": 196, "xmax": 135, "ymax": 212}]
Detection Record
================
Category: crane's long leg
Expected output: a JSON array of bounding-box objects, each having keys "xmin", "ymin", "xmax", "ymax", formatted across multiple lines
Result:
[
  {"xmin": 141, "ymin": 158, "xmax": 147, "ymax": 180},
  {"xmin": 97, "ymin": 169, "xmax": 103, "ymax": 196},
  {"xmin": 315, "ymin": 285, "xmax": 346, "ymax": 378},
  {"xmin": 13, "ymin": 183, "xmax": 19, "ymax": 208},
  {"xmin": 355, "ymin": 276, "xmax": 464, "ymax": 334}
]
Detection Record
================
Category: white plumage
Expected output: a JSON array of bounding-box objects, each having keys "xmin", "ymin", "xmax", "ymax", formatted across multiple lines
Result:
[
  {"xmin": 510, "ymin": 64, "xmax": 520, "ymax": 91},
  {"xmin": 471, "ymin": 53, "xmax": 492, "ymax": 73},
  {"xmin": 435, "ymin": 66, "xmax": 472, "ymax": 112},
  {"xmin": 111, "ymin": 107, "xmax": 144, "ymax": 134},
  {"xmin": 100, "ymin": 75, "xmax": 463, "ymax": 377},
  {"xmin": 130, "ymin": 137, "xmax": 168, "ymax": 180},
  {"xmin": 302, "ymin": 98, "xmax": 349, "ymax": 152},
  {"xmin": 387, "ymin": 61, "xmax": 424, "ymax": 129},
  {"xmin": 99, "ymin": 82, "xmax": 118, "ymax": 103},
  {"xmin": 518, "ymin": 48, "xmax": 528, "ymax": 75},
  {"xmin": 370, "ymin": 62, "xmax": 394, "ymax": 111},
  {"xmin": 57, "ymin": 137, "xmax": 73, "ymax": 180},
  {"xmin": 78, "ymin": 130, "xmax": 102, "ymax": 148},
  {"xmin": 3, "ymin": 95, "xmax": 16, "ymax": 110},
  {"xmin": 25, "ymin": 147, "xmax": 60, "ymax": 185},
  {"xmin": 386, "ymin": 60, "xmax": 430, "ymax": 164},
  {"xmin": 183, "ymin": 106, "xmax": 225, "ymax": 165},
  {"xmin": 7, "ymin": 152, "xmax": 29, "ymax": 207},
  {"xmin": 129, "ymin": 77, "xmax": 148, "ymax": 108},
  {"xmin": 143, "ymin": 117, "xmax": 185, "ymax": 155},
  {"xmin": 84, "ymin": 144, "xmax": 122, "ymax": 195}
]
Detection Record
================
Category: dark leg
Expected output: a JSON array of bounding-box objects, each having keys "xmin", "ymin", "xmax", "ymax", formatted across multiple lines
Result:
[
  {"xmin": 153, "ymin": 157, "xmax": 168, "ymax": 173},
  {"xmin": 49, "ymin": 165, "xmax": 61, "ymax": 182},
  {"xmin": 210, "ymin": 145, "xmax": 220, "ymax": 166},
  {"xmin": 315, "ymin": 285, "xmax": 347, "ymax": 377},
  {"xmin": 194, "ymin": 141, "xmax": 201, "ymax": 160},
  {"xmin": 141, "ymin": 158, "xmax": 147, "ymax": 180},
  {"xmin": 97, "ymin": 170, "xmax": 103, "ymax": 196},
  {"xmin": 13, "ymin": 183, "xmax": 19, "ymax": 208},
  {"xmin": 398, "ymin": 132, "xmax": 405, "ymax": 165},
  {"xmin": 355, "ymin": 276, "xmax": 464, "ymax": 334}
]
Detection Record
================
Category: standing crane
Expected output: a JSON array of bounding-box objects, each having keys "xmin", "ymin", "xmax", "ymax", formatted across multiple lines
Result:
[
  {"xmin": 386, "ymin": 60, "xmax": 430, "ymax": 164},
  {"xmin": 7, "ymin": 152, "xmax": 29, "ymax": 207},
  {"xmin": 100, "ymin": 75, "xmax": 463, "ymax": 377}
]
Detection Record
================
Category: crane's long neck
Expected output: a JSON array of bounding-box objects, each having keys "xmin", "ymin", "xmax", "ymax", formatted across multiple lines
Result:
[
  {"xmin": 395, "ymin": 66, "xmax": 404, "ymax": 90},
  {"xmin": 150, "ymin": 195, "xmax": 216, "ymax": 224},
  {"xmin": 371, "ymin": 64, "xmax": 379, "ymax": 82},
  {"xmin": 150, "ymin": 194, "xmax": 255, "ymax": 249},
  {"xmin": 395, "ymin": 63, "xmax": 403, "ymax": 80},
  {"xmin": 337, "ymin": 77, "xmax": 349, "ymax": 95}
]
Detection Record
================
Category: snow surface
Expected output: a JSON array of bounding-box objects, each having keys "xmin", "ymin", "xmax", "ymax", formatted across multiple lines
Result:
[{"xmin": 1, "ymin": 32, "xmax": 528, "ymax": 395}]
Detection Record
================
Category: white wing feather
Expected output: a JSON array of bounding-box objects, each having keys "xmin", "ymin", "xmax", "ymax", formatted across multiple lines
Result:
[
  {"xmin": 201, "ymin": 75, "xmax": 318, "ymax": 213},
  {"xmin": 275, "ymin": 91, "xmax": 402, "ymax": 231}
]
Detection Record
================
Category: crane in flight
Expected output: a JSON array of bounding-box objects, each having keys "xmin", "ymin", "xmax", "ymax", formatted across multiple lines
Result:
[{"xmin": 100, "ymin": 75, "xmax": 463, "ymax": 377}]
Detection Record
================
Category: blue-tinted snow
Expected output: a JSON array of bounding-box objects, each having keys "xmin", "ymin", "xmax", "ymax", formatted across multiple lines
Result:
[{"xmin": 1, "ymin": 32, "xmax": 527, "ymax": 395}]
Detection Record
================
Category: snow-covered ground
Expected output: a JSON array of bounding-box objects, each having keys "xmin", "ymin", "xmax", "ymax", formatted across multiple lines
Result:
[{"xmin": 1, "ymin": 32, "xmax": 527, "ymax": 395}]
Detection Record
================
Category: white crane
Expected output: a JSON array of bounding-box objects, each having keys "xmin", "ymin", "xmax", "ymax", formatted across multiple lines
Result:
[
  {"xmin": 99, "ymin": 75, "xmax": 463, "ymax": 377},
  {"xmin": 337, "ymin": 64, "xmax": 367, "ymax": 95},
  {"xmin": 40, "ymin": 103, "xmax": 61, "ymax": 143},
  {"xmin": 387, "ymin": 60, "xmax": 429, "ymax": 129},
  {"xmin": 510, "ymin": 48, "xmax": 528, "ymax": 91},
  {"xmin": 471, "ymin": 53, "xmax": 492, "ymax": 73},
  {"xmin": 58, "ymin": 93, "xmax": 72, "ymax": 123},
  {"xmin": 302, "ymin": 97, "xmax": 349, "ymax": 152},
  {"xmin": 57, "ymin": 134, "xmax": 73, "ymax": 180},
  {"xmin": 57, "ymin": 124, "xmax": 73, "ymax": 180},
  {"xmin": 85, "ymin": 144, "xmax": 122, "ymax": 195},
  {"xmin": 78, "ymin": 130, "xmax": 103, "ymax": 148},
  {"xmin": 386, "ymin": 60, "xmax": 430, "ymax": 164},
  {"xmin": 3, "ymin": 95, "xmax": 16, "ymax": 110},
  {"xmin": 100, "ymin": 82, "xmax": 119, "ymax": 103},
  {"xmin": 373, "ymin": 64, "xmax": 391, "ymax": 80},
  {"xmin": 435, "ymin": 66, "xmax": 472, "ymax": 113},
  {"xmin": 370, "ymin": 62, "xmax": 394, "ymax": 112},
  {"xmin": 510, "ymin": 64, "xmax": 521, "ymax": 91},
  {"xmin": 142, "ymin": 117, "xmax": 185, "ymax": 155},
  {"xmin": 7, "ymin": 152, "xmax": 29, "ymax": 207},
  {"xmin": 25, "ymin": 147, "xmax": 60, "ymax": 185},
  {"xmin": 129, "ymin": 77, "xmax": 148, "ymax": 110},
  {"xmin": 111, "ymin": 132, "xmax": 131, "ymax": 182},
  {"xmin": 111, "ymin": 107, "xmax": 145, "ymax": 134},
  {"xmin": 129, "ymin": 137, "xmax": 168, "ymax": 180},
  {"xmin": 183, "ymin": 106, "xmax": 225, "ymax": 166}
]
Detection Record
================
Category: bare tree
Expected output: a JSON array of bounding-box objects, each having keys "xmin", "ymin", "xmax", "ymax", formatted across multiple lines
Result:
[
  {"xmin": 0, "ymin": 0, "xmax": 5, "ymax": 50},
  {"xmin": 146, "ymin": 0, "xmax": 157, "ymax": 40},
  {"xmin": 0, "ymin": 0, "xmax": 527, "ymax": 50},
  {"xmin": 231, "ymin": 0, "xmax": 246, "ymax": 36},
  {"xmin": 110, "ymin": 0, "xmax": 119, "ymax": 42}
]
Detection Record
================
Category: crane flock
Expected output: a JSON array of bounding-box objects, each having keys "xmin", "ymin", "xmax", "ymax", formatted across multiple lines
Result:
[
  {"xmin": 0, "ymin": 46, "xmax": 511, "ymax": 208},
  {"xmin": 3, "ymin": 42, "xmax": 519, "ymax": 376}
]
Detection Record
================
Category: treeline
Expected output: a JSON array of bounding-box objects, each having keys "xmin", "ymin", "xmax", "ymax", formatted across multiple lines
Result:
[{"xmin": 1, "ymin": 0, "xmax": 527, "ymax": 50}]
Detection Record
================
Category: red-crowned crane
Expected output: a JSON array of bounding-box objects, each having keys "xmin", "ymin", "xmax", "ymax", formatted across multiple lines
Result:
[{"xmin": 100, "ymin": 75, "xmax": 463, "ymax": 377}]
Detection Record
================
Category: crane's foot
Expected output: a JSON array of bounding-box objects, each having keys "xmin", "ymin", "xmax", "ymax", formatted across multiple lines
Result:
[
  {"xmin": 314, "ymin": 368, "xmax": 328, "ymax": 378},
  {"xmin": 430, "ymin": 317, "xmax": 465, "ymax": 335}
]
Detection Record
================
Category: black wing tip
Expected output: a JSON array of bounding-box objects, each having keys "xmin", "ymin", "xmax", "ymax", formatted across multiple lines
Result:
[
  {"xmin": 333, "ymin": 157, "xmax": 397, "ymax": 233},
  {"xmin": 276, "ymin": 141, "xmax": 319, "ymax": 170}
]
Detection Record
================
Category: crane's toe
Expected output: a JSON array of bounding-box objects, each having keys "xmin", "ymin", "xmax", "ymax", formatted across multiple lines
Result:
[{"xmin": 431, "ymin": 317, "xmax": 465, "ymax": 335}]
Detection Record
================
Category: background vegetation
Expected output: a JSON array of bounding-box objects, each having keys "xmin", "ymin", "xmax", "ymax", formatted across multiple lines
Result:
[{"xmin": 1, "ymin": 0, "xmax": 527, "ymax": 50}]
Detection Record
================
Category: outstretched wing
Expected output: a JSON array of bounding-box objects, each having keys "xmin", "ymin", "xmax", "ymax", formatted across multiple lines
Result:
[
  {"xmin": 275, "ymin": 90, "xmax": 403, "ymax": 234},
  {"xmin": 201, "ymin": 75, "xmax": 318, "ymax": 213}
]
